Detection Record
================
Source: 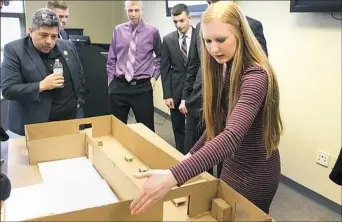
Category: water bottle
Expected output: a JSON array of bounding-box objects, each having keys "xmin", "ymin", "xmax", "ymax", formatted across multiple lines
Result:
[{"xmin": 53, "ymin": 58, "xmax": 64, "ymax": 88}]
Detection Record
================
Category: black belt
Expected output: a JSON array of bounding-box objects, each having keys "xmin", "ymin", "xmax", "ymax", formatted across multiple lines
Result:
[{"xmin": 115, "ymin": 77, "xmax": 150, "ymax": 86}]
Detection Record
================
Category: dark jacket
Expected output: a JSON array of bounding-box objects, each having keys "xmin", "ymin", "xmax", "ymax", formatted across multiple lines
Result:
[
  {"xmin": 161, "ymin": 27, "xmax": 199, "ymax": 105},
  {"xmin": 329, "ymin": 148, "xmax": 342, "ymax": 186},
  {"xmin": 60, "ymin": 30, "xmax": 70, "ymax": 40}
]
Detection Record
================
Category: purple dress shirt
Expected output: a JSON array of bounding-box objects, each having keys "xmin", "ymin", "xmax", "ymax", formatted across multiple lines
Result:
[{"xmin": 106, "ymin": 21, "xmax": 162, "ymax": 83}]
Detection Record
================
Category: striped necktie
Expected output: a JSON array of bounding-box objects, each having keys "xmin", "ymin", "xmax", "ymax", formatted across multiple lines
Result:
[
  {"xmin": 181, "ymin": 34, "xmax": 187, "ymax": 63},
  {"xmin": 126, "ymin": 28, "xmax": 137, "ymax": 82}
]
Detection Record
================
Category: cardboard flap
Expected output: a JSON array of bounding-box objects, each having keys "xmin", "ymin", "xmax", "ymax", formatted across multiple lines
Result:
[
  {"xmin": 89, "ymin": 135, "xmax": 140, "ymax": 201},
  {"xmin": 25, "ymin": 120, "xmax": 77, "ymax": 141},
  {"xmin": 164, "ymin": 179, "xmax": 216, "ymax": 201},
  {"xmin": 27, "ymin": 199, "xmax": 164, "ymax": 222},
  {"xmin": 217, "ymin": 180, "xmax": 272, "ymax": 221},
  {"xmin": 109, "ymin": 117, "xmax": 179, "ymax": 169},
  {"xmin": 25, "ymin": 115, "xmax": 113, "ymax": 142},
  {"xmin": 163, "ymin": 179, "xmax": 219, "ymax": 217},
  {"xmin": 27, "ymin": 133, "xmax": 86, "ymax": 165},
  {"xmin": 74, "ymin": 116, "xmax": 112, "ymax": 137}
]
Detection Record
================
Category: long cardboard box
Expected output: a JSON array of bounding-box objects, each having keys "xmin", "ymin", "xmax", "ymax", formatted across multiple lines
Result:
[{"xmin": 4, "ymin": 115, "xmax": 274, "ymax": 221}]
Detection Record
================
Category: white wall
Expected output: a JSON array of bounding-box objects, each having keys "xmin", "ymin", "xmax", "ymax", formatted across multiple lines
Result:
[{"xmin": 142, "ymin": 1, "xmax": 342, "ymax": 205}]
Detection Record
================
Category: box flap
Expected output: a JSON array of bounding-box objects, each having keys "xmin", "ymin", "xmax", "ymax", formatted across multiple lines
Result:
[
  {"xmin": 25, "ymin": 120, "xmax": 77, "ymax": 141},
  {"xmin": 74, "ymin": 115, "xmax": 112, "ymax": 138},
  {"xmin": 164, "ymin": 179, "xmax": 219, "ymax": 217},
  {"xmin": 25, "ymin": 115, "xmax": 113, "ymax": 141},
  {"xmin": 26, "ymin": 200, "xmax": 164, "ymax": 222},
  {"xmin": 27, "ymin": 133, "xmax": 86, "ymax": 165},
  {"xmin": 89, "ymin": 135, "xmax": 140, "ymax": 201},
  {"xmin": 217, "ymin": 180, "xmax": 272, "ymax": 221}
]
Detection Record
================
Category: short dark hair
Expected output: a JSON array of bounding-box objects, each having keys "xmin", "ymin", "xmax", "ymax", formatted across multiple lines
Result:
[
  {"xmin": 171, "ymin": 4, "xmax": 189, "ymax": 16},
  {"xmin": 207, "ymin": 0, "xmax": 220, "ymax": 4},
  {"xmin": 47, "ymin": 0, "xmax": 68, "ymax": 10}
]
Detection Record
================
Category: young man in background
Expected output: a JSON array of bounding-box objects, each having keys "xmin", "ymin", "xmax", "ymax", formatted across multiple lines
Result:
[
  {"xmin": 161, "ymin": 4, "xmax": 199, "ymax": 154},
  {"xmin": 47, "ymin": 0, "xmax": 70, "ymax": 40}
]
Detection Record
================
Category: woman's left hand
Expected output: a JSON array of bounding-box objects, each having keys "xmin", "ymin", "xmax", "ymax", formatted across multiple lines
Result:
[{"xmin": 130, "ymin": 169, "xmax": 178, "ymax": 215}]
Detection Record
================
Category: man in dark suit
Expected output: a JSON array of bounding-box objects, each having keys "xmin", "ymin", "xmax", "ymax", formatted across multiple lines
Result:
[
  {"xmin": 1, "ymin": 8, "xmax": 85, "ymax": 136},
  {"xmin": 47, "ymin": 0, "xmax": 70, "ymax": 40},
  {"xmin": 161, "ymin": 4, "xmax": 199, "ymax": 154},
  {"xmin": 0, "ymin": 0, "xmax": 12, "ymax": 206},
  {"xmin": 182, "ymin": 0, "xmax": 269, "ymax": 175}
]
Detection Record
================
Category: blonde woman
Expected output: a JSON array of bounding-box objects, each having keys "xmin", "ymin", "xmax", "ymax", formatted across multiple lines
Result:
[{"xmin": 130, "ymin": 1, "xmax": 283, "ymax": 215}]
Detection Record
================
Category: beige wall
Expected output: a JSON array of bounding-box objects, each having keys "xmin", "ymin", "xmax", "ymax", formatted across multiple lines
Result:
[
  {"xmin": 143, "ymin": 1, "xmax": 342, "ymax": 205},
  {"xmin": 25, "ymin": 1, "xmax": 126, "ymax": 43}
]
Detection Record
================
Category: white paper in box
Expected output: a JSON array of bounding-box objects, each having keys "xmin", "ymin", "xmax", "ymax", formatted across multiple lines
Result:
[
  {"xmin": 37, "ymin": 156, "xmax": 102, "ymax": 183},
  {"xmin": 5, "ymin": 184, "xmax": 54, "ymax": 221},
  {"xmin": 49, "ymin": 179, "xmax": 119, "ymax": 214}
]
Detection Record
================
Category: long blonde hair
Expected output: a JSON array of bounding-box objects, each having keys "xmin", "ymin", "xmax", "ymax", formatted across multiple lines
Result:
[{"xmin": 201, "ymin": 2, "xmax": 283, "ymax": 157}]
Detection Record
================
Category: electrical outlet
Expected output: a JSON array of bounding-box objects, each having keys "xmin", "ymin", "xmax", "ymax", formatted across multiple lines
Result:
[{"xmin": 316, "ymin": 151, "xmax": 330, "ymax": 167}]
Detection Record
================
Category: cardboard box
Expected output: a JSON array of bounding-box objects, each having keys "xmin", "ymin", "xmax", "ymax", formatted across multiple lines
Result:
[{"xmin": 4, "ymin": 115, "xmax": 274, "ymax": 221}]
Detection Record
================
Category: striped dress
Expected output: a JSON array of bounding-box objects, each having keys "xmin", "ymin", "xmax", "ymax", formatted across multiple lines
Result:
[{"xmin": 170, "ymin": 64, "xmax": 281, "ymax": 214}]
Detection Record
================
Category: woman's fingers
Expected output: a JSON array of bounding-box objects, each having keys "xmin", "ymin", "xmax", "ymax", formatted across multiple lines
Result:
[
  {"xmin": 134, "ymin": 171, "xmax": 152, "ymax": 179},
  {"xmin": 131, "ymin": 192, "xmax": 153, "ymax": 215},
  {"xmin": 130, "ymin": 190, "xmax": 145, "ymax": 210},
  {"xmin": 130, "ymin": 170, "xmax": 176, "ymax": 215},
  {"xmin": 135, "ymin": 198, "xmax": 156, "ymax": 215}
]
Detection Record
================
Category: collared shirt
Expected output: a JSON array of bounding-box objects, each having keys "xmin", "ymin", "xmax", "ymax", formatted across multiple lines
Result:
[
  {"xmin": 178, "ymin": 27, "xmax": 193, "ymax": 56},
  {"xmin": 106, "ymin": 20, "xmax": 162, "ymax": 84}
]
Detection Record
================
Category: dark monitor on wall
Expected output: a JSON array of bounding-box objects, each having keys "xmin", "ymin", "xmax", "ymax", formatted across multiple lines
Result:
[
  {"xmin": 290, "ymin": 0, "xmax": 342, "ymax": 12},
  {"xmin": 65, "ymin": 28, "xmax": 84, "ymax": 36},
  {"xmin": 165, "ymin": 0, "xmax": 208, "ymax": 17},
  {"xmin": 69, "ymin": 35, "xmax": 91, "ymax": 45}
]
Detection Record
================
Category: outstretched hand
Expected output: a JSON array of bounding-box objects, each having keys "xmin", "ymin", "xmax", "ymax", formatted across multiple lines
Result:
[{"xmin": 130, "ymin": 169, "xmax": 178, "ymax": 215}]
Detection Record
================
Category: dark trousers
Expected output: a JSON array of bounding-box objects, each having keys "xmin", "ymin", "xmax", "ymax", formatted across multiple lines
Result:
[
  {"xmin": 170, "ymin": 103, "xmax": 186, "ymax": 154},
  {"xmin": 185, "ymin": 113, "xmax": 223, "ymax": 178},
  {"xmin": 109, "ymin": 77, "xmax": 155, "ymax": 132},
  {"xmin": 184, "ymin": 114, "xmax": 204, "ymax": 154}
]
